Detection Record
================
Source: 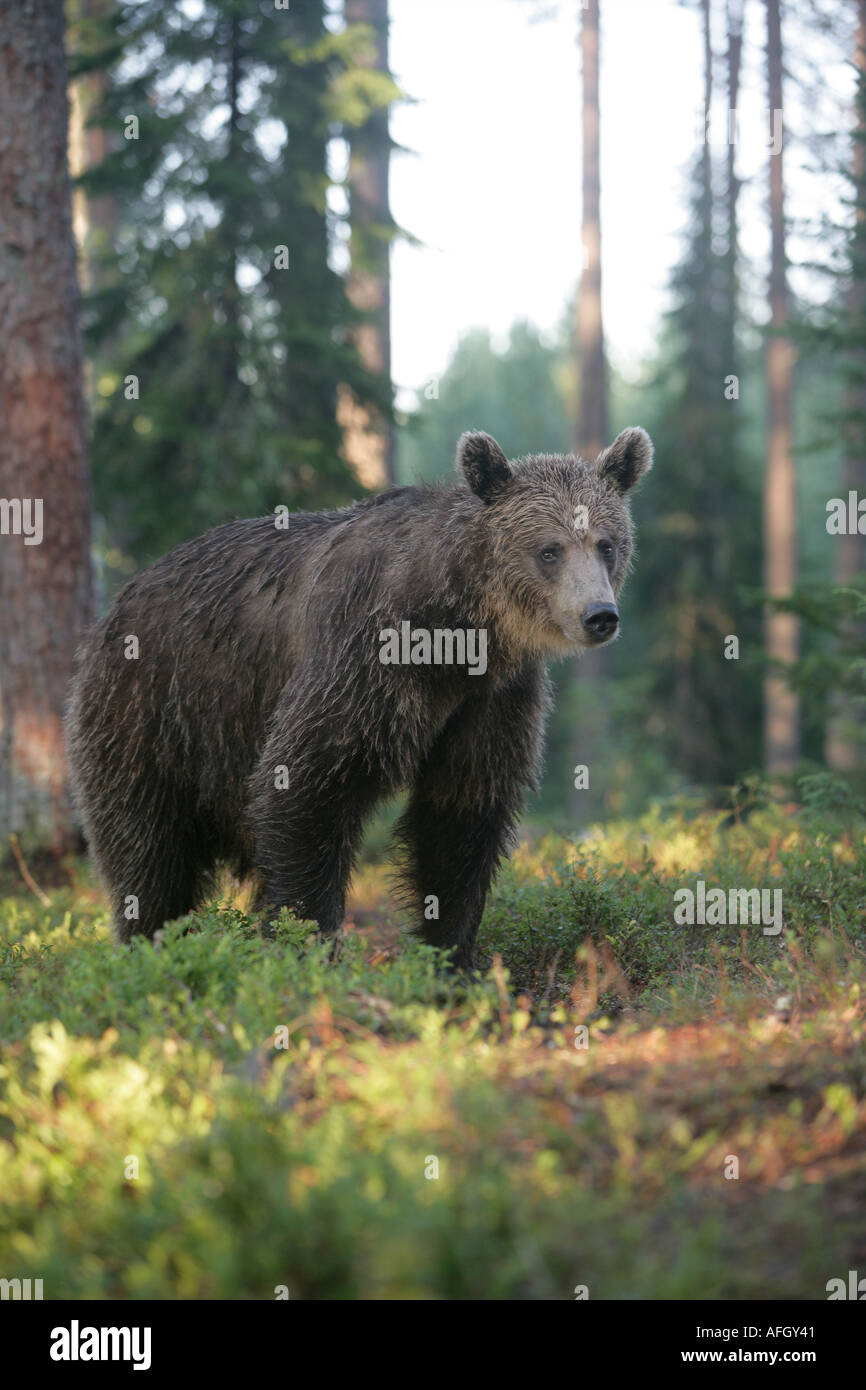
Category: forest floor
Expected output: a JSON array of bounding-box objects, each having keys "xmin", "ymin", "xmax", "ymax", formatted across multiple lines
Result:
[{"xmin": 1, "ymin": 797, "xmax": 865, "ymax": 1298}]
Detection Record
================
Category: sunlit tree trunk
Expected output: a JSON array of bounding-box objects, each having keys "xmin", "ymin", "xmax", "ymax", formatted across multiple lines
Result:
[
  {"xmin": 340, "ymin": 0, "xmax": 394, "ymax": 489},
  {"xmin": 576, "ymin": 0, "xmax": 606, "ymax": 464},
  {"xmin": 572, "ymin": 0, "xmax": 608, "ymax": 820},
  {"xmin": 68, "ymin": 0, "xmax": 118, "ymax": 294},
  {"xmin": 763, "ymin": 0, "xmax": 799, "ymax": 774},
  {"xmin": 0, "ymin": 0, "xmax": 93, "ymax": 854}
]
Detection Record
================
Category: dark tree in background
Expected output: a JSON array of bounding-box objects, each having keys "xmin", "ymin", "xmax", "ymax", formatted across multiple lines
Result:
[
  {"xmin": 763, "ymin": 0, "xmax": 800, "ymax": 774},
  {"xmin": 625, "ymin": 0, "xmax": 762, "ymax": 791},
  {"xmin": 71, "ymin": 0, "xmax": 399, "ymax": 576},
  {"xmin": 340, "ymin": 0, "xmax": 398, "ymax": 489},
  {"xmin": 0, "ymin": 0, "xmax": 93, "ymax": 854},
  {"xmin": 724, "ymin": 0, "xmax": 744, "ymax": 377}
]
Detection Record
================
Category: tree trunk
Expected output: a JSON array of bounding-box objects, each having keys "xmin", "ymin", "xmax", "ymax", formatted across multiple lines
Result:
[
  {"xmin": 701, "ymin": 0, "xmax": 713, "ymax": 212},
  {"xmin": 0, "ymin": 0, "xmax": 93, "ymax": 855},
  {"xmin": 725, "ymin": 0, "xmax": 743, "ymax": 371},
  {"xmin": 572, "ymin": 0, "xmax": 608, "ymax": 821},
  {"xmin": 340, "ymin": 0, "xmax": 394, "ymax": 489},
  {"xmin": 221, "ymin": 11, "xmax": 241, "ymax": 392},
  {"xmin": 825, "ymin": 0, "xmax": 866, "ymax": 772},
  {"xmin": 673, "ymin": 0, "xmax": 715, "ymax": 767},
  {"xmin": 68, "ymin": 0, "xmax": 118, "ymax": 294},
  {"xmin": 763, "ymin": 0, "xmax": 799, "ymax": 775},
  {"xmin": 576, "ymin": 0, "xmax": 606, "ymax": 464}
]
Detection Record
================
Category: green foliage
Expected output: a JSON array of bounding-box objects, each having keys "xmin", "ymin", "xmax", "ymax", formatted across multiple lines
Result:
[
  {"xmin": 1, "ymin": 803, "xmax": 865, "ymax": 1298},
  {"xmin": 396, "ymin": 320, "xmax": 573, "ymax": 483},
  {"xmin": 770, "ymin": 580, "xmax": 866, "ymax": 774},
  {"xmin": 487, "ymin": 798, "xmax": 866, "ymax": 1008},
  {"xmin": 787, "ymin": 28, "xmax": 866, "ymax": 774},
  {"xmin": 69, "ymin": 0, "xmax": 399, "ymax": 577}
]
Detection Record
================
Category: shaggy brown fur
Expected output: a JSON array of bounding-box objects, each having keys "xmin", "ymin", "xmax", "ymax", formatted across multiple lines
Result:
[{"xmin": 66, "ymin": 427, "xmax": 652, "ymax": 967}]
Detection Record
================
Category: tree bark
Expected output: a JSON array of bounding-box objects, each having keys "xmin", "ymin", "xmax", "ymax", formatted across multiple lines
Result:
[
  {"xmin": 0, "ymin": 0, "xmax": 93, "ymax": 854},
  {"xmin": 68, "ymin": 0, "xmax": 118, "ymax": 294},
  {"xmin": 725, "ymin": 0, "xmax": 743, "ymax": 371},
  {"xmin": 763, "ymin": 0, "xmax": 799, "ymax": 774},
  {"xmin": 222, "ymin": 11, "xmax": 241, "ymax": 393},
  {"xmin": 572, "ymin": 0, "xmax": 608, "ymax": 821},
  {"xmin": 576, "ymin": 0, "xmax": 606, "ymax": 464},
  {"xmin": 341, "ymin": 0, "xmax": 394, "ymax": 489}
]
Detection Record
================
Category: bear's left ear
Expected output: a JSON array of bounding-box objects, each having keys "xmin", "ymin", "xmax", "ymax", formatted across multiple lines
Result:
[
  {"xmin": 595, "ymin": 427, "xmax": 654, "ymax": 495},
  {"xmin": 457, "ymin": 431, "xmax": 513, "ymax": 503}
]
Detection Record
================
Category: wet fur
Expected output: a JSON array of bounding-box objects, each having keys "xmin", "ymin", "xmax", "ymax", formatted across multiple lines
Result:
[{"xmin": 66, "ymin": 431, "xmax": 651, "ymax": 968}]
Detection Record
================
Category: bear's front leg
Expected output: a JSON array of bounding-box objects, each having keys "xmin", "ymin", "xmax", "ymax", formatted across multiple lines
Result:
[
  {"xmin": 395, "ymin": 792, "xmax": 517, "ymax": 969},
  {"xmin": 247, "ymin": 709, "xmax": 382, "ymax": 939},
  {"xmin": 394, "ymin": 664, "xmax": 550, "ymax": 969}
]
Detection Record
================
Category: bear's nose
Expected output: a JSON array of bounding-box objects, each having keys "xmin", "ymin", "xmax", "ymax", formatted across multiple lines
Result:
[{"xmin": 581, "ymin": 603, "xmax": 619, "ymax": 640}]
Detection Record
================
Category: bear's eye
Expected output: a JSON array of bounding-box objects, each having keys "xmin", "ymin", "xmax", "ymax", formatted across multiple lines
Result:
[
  {"xmin": 598, "ymin": 540, "xmax": 615, "ymax": 565},
  {"xmin": 539, "ymin": 545, "xmax": 561, "ymax": 564}
]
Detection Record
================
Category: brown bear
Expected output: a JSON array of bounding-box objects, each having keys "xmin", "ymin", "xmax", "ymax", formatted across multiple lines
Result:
[{"xmin": 66, "ymin": 427, "xmax": 652, "ymax": 968}]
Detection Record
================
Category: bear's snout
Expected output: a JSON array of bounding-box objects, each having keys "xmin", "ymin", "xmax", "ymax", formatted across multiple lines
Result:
[{"xmin": 580, "ymin": 602, "xmax": 619, "ymax": 642}]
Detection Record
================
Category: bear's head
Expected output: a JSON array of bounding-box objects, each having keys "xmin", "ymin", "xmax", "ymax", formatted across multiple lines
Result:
[{"xmin": 457, "ymin": 427, "xmax": 653, "ymax": 657}]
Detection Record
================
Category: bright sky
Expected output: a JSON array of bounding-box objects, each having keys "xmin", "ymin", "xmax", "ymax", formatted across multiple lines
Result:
[{"xmin": 387, "ymin": 0, "xmax": 854, "ymax": 408}]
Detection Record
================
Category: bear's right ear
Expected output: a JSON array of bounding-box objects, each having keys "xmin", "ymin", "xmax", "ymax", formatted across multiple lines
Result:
[
  {"xmin": 457, "ymin": 431, "xmax": 513, "ymax": 503},
  {"xmin": 594, "ymin": 427, "xmax": 654, "ymax": 495}
]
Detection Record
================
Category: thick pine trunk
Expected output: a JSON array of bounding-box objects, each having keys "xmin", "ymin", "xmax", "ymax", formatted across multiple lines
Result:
[
  {"xmin": 576, "ymin": 0, "xmax": 606, "ymax": 464},
  {"xmin": 763, "ymin": 0, "xmax": 799, "ymax": 775},
  {"xmin": 341, "ymin": 0, "xmax": 394, "ymax": 489},
  {"xmin": 0, "ymin": 0, "xmax": 93, "ymax": 854},
  {"xmin": 68, "ymin": 0, "xmax": 118, "ymax": 294},
  {"xmin": 572, "ymin": 0, "xmax": 608, "ymax": 821}
]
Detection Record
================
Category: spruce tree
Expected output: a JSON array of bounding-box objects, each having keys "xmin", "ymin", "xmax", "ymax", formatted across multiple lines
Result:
[{"xmin": 70, "ymin": 0, "xmax": 398, "ymax": 572}]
